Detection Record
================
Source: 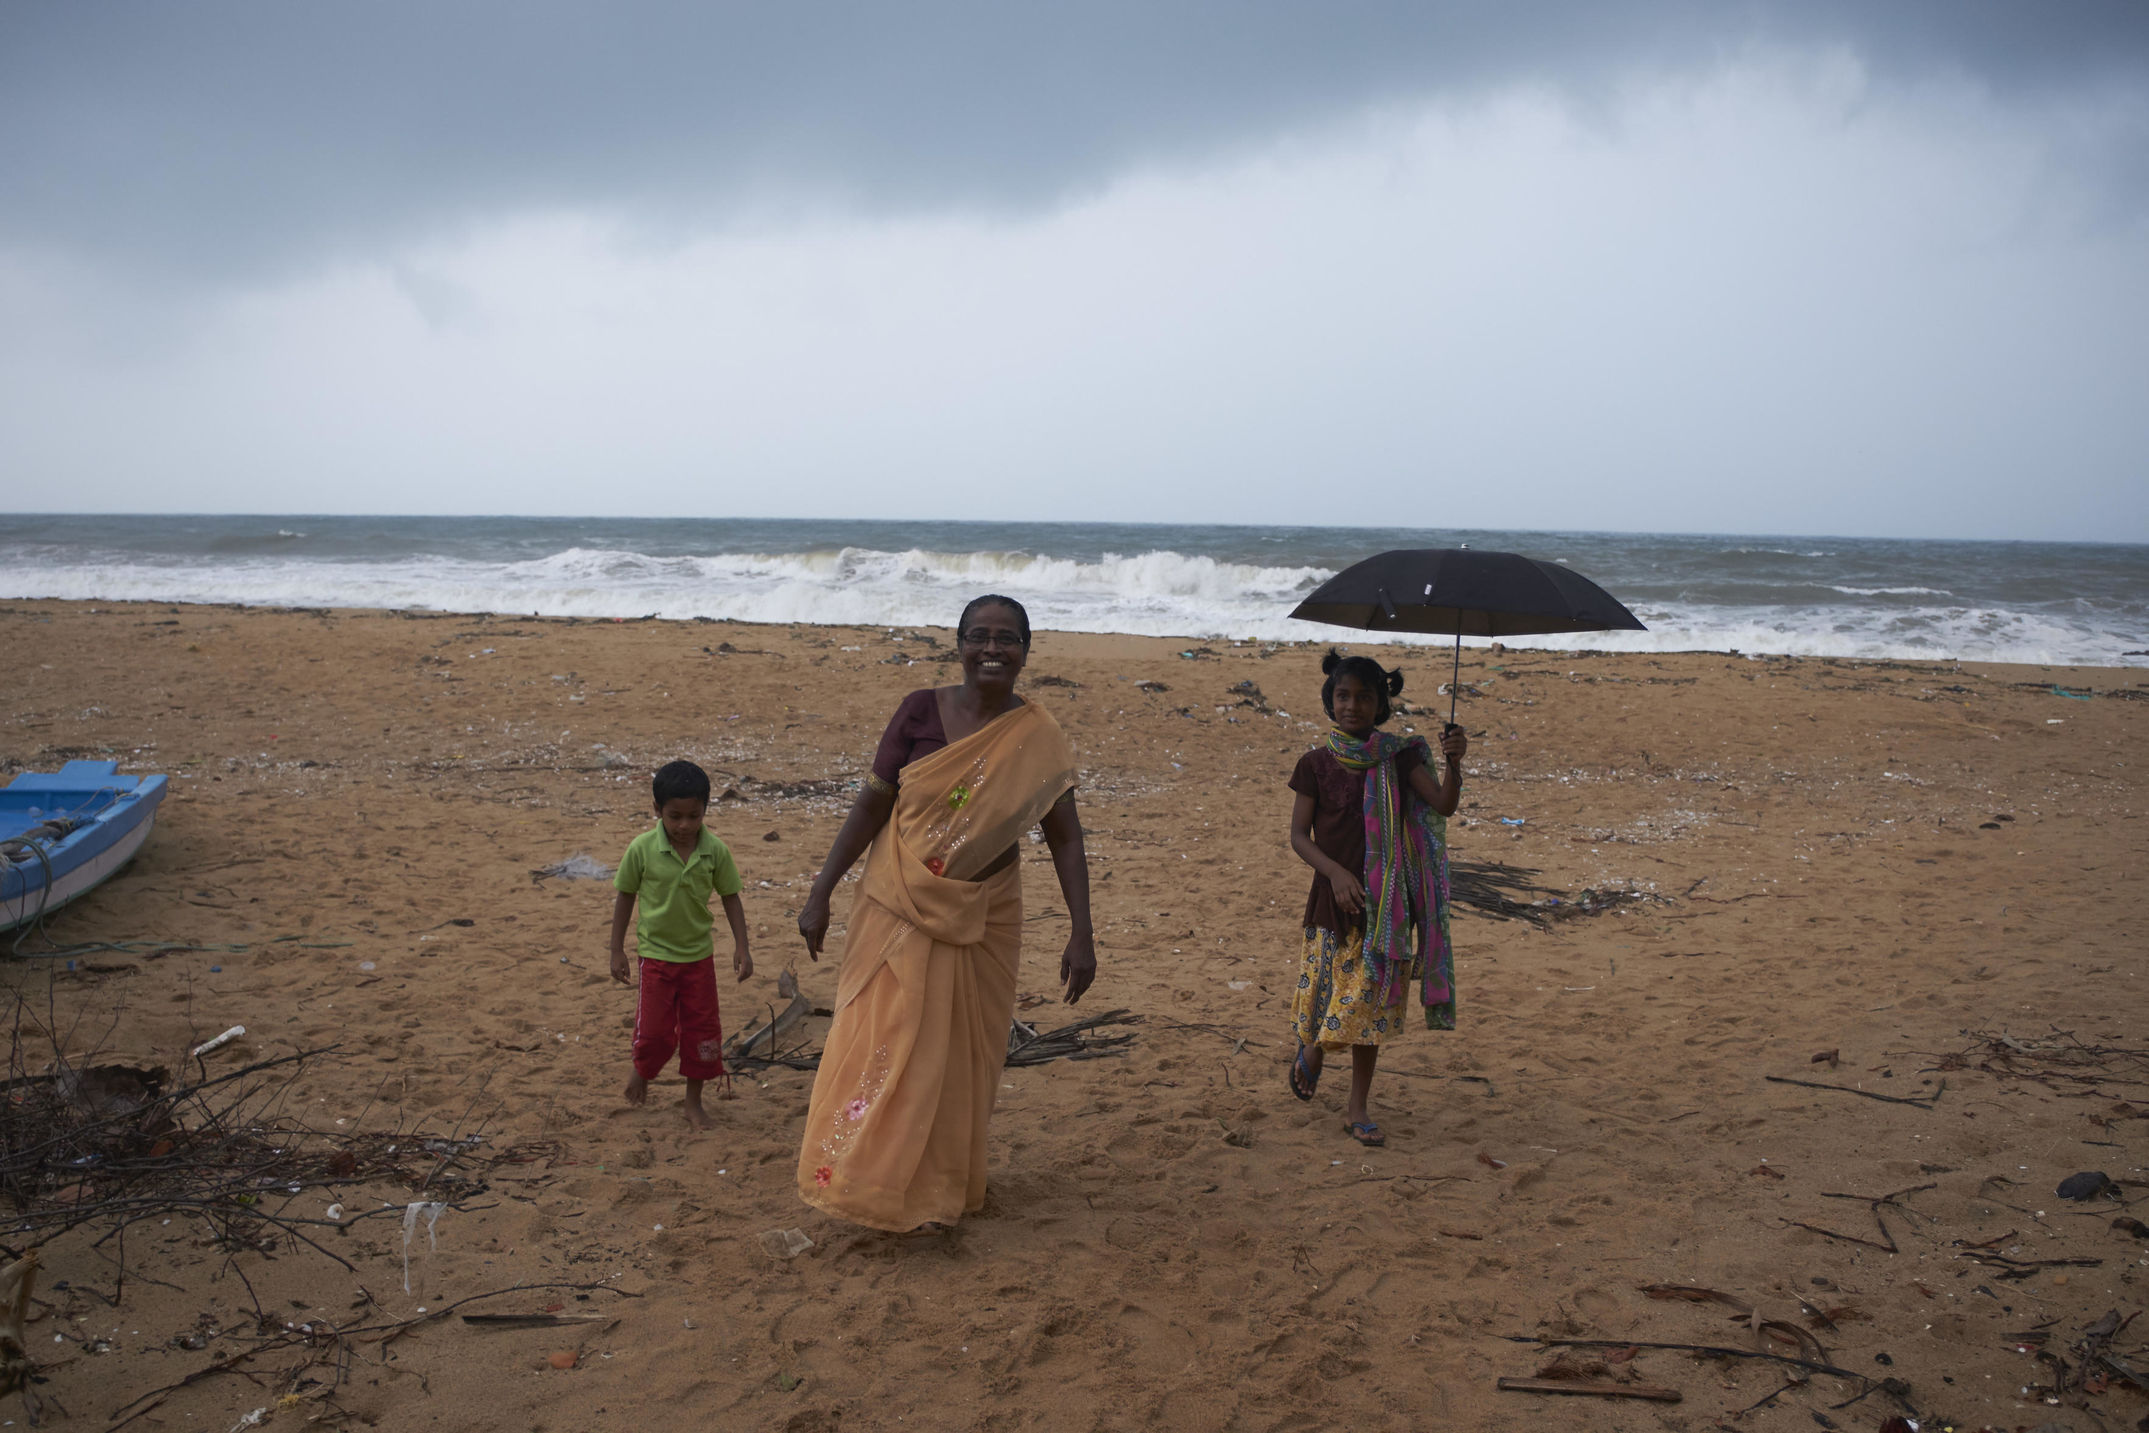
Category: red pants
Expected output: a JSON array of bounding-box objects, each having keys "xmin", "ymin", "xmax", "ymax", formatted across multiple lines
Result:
[{"xmin": 632, "ymin": 957, "xmax": 727, "ymax": 1082}]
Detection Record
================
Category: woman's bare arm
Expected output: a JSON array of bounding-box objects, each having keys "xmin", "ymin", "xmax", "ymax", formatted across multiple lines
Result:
[
  {"xmin": 797, "ymin": 785, "xmax": 896, "ymax": 960},
  {"xmin": 1039, "ymin": 792, "xmax": 1097, "ymax": 1003}
]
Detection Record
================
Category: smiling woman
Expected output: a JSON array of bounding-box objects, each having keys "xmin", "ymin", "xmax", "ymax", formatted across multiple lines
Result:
[{"xmin": 793, "ymin": 594, "xmax": 1099, "ymax": 1231}]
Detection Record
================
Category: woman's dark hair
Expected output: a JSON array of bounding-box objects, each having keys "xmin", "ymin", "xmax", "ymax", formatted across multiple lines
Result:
[
  {"xmin": 957, "ymin": 594, "xmax": 1031, "ymax": 648},
  {"xmin": 1320, "ymin": 648, "xmax": 1404, "ymax": 725},
  {"xmin": 652, "ymin": 759, "xmax": 711, "ymax": 807}
]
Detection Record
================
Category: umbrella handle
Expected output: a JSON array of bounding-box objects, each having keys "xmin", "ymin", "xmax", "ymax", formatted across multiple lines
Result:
[{"xmin": 1447, "ymin": 630, "xmax": 1462, "ymax": 730}]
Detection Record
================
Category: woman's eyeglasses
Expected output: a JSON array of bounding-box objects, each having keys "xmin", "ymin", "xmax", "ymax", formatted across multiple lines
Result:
[{"xmin": 960, "ymin": 628, "xmax": 1026, "ymax": 650}]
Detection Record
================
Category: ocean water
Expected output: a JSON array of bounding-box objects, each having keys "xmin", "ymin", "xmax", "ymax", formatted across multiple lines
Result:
[{"xmin": 2, "ymin": 515, "xmax": 2144, "ymax": 666}]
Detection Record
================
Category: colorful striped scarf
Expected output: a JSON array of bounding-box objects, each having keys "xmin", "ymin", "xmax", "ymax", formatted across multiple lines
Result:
[{"xmin": 1323, "ymin": 727, "xmax": 1455, "ymax": 1030}]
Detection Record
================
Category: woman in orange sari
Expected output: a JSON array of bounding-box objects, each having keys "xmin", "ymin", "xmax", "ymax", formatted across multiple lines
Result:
[{"xmin": 795, "ymin": 595, "xmax": 1098, "ymax": 1231}]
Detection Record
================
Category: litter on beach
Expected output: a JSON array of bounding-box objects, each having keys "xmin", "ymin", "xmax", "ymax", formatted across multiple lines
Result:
[{"xmin": 531, "ymin": 853, "xmax": 612, "ymax": 882}]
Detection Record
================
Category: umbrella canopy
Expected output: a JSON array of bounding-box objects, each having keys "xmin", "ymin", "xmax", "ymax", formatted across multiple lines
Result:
[
  {"xmin": 1288, "ymin": 548, "xmax": 1647, "ymax": 638},
  {"xmin": 1288, "ymin": 549, "xmax": 1647, "ymax": 727}
]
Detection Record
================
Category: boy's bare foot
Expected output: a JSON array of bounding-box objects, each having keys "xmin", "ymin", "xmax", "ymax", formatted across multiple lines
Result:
[
  {"xmin": 683, "ymin": 1079, "xmax": 717, "ymax": 1130},
  {"xmin": 623, "ymin": 1072, "xmax": 649, "ymax": 1106}
]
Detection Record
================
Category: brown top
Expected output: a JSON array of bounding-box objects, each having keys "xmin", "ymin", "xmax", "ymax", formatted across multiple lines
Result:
[
  {"xmin": 1288, "ymin": 744, "xmax": 1426, "ymax": 935},
  {"xmin": 870, "ymin": 689, "xmax": 950, "ymax": 787}
]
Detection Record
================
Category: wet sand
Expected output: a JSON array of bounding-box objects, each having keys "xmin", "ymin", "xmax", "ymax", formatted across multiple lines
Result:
[{"xmin": 4, "ymin": 598, "xmax": 2146, "ymax": 1432}]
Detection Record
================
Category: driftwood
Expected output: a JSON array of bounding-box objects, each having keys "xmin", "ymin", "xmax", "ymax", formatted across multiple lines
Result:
[
  {"xmin": 728, "ymin": 1008, "xmax": 1140, "ymax": 1072},
  {"xmin": 1498, "ymin": 1376, "xmax": 1680, "ymax": 1402},
  {"xmin": 461, "ymin": 1312, "xmax": 618, "ymax": 1329},
  {"xmin": 724, "ymin": 967, "xmax": 814, "ymax": 1061},
  {"xmin": 1447, "ymin": 860, "xmax": 1663, "ymax": 925},
  {"xmin": 1782, "ymin": 1183, "xmax": 1936, "ymax": 1253},
  {"xmin": 1005, "ymin": 1010, "xmax": 1138, "ymax": 1066},
  {"xmin": 1764, "ymin": 1074, "xmax": 1945, "ymax": 1109},
  {"xmin": 1510, "ymin": 1336, "xmax": 1866, "ymax": 1384},
  {"xmin": 1933, "ymin": 1028, "xmax": 2149, "ymax": 1096}
]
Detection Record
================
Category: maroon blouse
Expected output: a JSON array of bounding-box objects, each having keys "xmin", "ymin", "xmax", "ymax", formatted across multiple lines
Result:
[
  {"xmin": 870, "ymin": 689, "xmax": 950, "ymax": 787},
  {"xmin": 1288, "ymin": 744, "xmax": 1426, "ymax": 935}
]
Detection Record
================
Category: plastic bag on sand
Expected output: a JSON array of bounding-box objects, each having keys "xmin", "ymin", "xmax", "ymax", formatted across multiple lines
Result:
[
  {"xmin": 759, "ymin": 1228, "xmax": 814, "ymax": 1259},
  {"xmin": 532, "ymin": 853, "xmax": 612, "ymax": 883}
]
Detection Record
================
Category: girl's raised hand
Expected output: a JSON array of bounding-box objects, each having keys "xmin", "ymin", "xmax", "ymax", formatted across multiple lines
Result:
[
  {"xmin": 1327, "ymin": 866, "xmax": 1366, "ymax": 917},
  {"xmin": 1440, "ymin": 724, "xmax": 1469, "ymax": 764}
]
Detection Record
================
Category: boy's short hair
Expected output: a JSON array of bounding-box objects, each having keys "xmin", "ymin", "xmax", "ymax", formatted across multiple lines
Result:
[{"xmin": 652, "ymin": 759, "xmax": 711, "ymax": 807}]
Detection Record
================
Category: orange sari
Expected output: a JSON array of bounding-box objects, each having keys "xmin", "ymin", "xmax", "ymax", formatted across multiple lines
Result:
[{"xmin": 797, "ymin": 701, "xmax": 1079, "ymax": 1231}]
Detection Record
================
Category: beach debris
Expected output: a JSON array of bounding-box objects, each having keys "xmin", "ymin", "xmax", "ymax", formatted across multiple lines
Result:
[
  {"xmin": 1763, "ymin": 1074, "xmax": 1945, "ymax": 1110},
  {"xmin": 1937, "ymin": 1029, "xmax": 2149, "ymax": 1097},
  {"xmin": 401, "ymin": 1200, "xmax": 447, "ymax": 1293},
  {"xmin": 2057, "ymin": 1170, "xmax": 2115, "ymax": 1201},
  {"xmin": 1446, "ymin": 859, "xmax": 1661, "ymax": 925},
  {"xmin": 729, "ymin": 1005, "xmax": 1137, "ymax": 1072},
  {"xmin": 1810, "ymin": 1048, "xmax": 1839, "ymax": 1066},
  {"xmin": 1134, "ymin": 679, "xmax": 1170, "ymax": 693},
  {"xmin": 531, "ymin": 853, "xmax": 612, "ymax": 883},
  {"xmin": 1029, "ymin": 674, "xmax": 1081, "ymax": 688},
  {"xmin": 1640, "ymin": 1284, "xmax": 1753, "ymax": 1317},
  {"xmin": 1782, "ymin": 1182, "xmax": 1936, "ymax": 1254},
  {"xmin": 724, "ymin": 968, "xmax": 812, "ymax": 1061},
  {"xmin": 2112, "ymin": 1217, "xmax": 2149, "ymax": 1239},
  {"xmin": 1477, "ymin": 1152, "xmax": 1507, "ymax": 1170},
  {"xmin": 463, "ymin": 1313, "xmax": 616, "ymax": 1330},
  {"xmin": 546, "ymin": 1349, "xmax": 579, "ymax": 1369},
  {"xmin": 758, "ymin": 1228, "xmax": 814, "ymax": 1260},
  {"xmin": 1497, "ymin": 817, "xmax": 1525, "ymax": 826},
  {"xmin": 1496, "ymin": 1375, "xmax": 1680, "ymax": 1402},
  {"xmin": 1005, "ymin": 1010, "xmax": 1139, "ymax": 1067},
  {"xmin": 762, "ymin": 829, "xmax": 781, "ymax": 841},
  {"xmin": 191, "ymin": 1025, "xmax": 246, "ymax": 1058}
]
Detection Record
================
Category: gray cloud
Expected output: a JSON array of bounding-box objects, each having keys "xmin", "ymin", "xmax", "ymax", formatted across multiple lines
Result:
[{"xmin": 5, "ymin": 1, "xmax": 2146, "ymax": 279}]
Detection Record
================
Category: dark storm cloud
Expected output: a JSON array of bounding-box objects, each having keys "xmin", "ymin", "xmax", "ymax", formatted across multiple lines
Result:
[{"xmin": 4, "ymin": 1, "xmax": 2146, "ymax": 278}]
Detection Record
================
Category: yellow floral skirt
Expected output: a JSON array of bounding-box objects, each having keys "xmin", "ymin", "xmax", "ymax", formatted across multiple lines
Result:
[{"xmin": 1291, "ymin": 925, "xmax": 1406, "ymax": 1050}]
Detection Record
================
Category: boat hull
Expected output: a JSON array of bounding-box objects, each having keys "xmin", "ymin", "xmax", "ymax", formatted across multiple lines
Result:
[{"xmin": 1, "ymin": 761, "xmax": 168, "ymax": 933}]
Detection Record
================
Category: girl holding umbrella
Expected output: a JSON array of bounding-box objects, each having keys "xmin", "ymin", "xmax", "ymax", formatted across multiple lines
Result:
[{"xmin": 1285, "ymin": 649, "xmax": 1466, "ymax": 1147}]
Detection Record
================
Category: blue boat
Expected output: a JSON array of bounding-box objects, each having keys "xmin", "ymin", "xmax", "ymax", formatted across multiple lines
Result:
[{"xmin": 2, "ymin": 760, "xmax": 169, "ymax": 933}]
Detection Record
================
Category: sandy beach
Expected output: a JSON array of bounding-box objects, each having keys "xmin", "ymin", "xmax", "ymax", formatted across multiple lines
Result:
[{"xmin": 4, "ymin": 597, "xmax": 2146, "ymax": 1432}]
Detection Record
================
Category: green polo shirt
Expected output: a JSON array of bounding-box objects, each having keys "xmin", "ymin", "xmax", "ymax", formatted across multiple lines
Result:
[{"xmin": 614, "ymin": 826, "xmax": 743, "ymax": 963}]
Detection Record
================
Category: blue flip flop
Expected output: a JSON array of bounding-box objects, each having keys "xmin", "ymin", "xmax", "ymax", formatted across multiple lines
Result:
[
  {"xmin": 1288, "ymin": 1047, "xmax": 1321, "ymax": 1102},
  {"xmin": 1347, "ymin": 1121, "xmax": 1385, "ymax": 1147}
]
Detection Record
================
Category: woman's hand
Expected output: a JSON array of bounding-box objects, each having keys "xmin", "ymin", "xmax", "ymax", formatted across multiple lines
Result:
[
  {"xmin": 1326, "ymin": 865, "xmax": 1366, "ymax": 917},
  {"xmin": 1060, "ymin": 930, "xmax": 1098, "ymax": 1004},
  {"xmin": 797, "ymin": 891, "xmax": 831, "ymax": 962}
]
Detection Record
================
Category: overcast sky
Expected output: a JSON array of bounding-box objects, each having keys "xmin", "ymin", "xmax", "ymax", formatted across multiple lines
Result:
[{"xmin": 3, "ymin": 2, "xmax": 2145, "ymax": 540}]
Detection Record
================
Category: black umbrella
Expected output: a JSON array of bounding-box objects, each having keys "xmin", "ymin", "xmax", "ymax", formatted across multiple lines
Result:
[{"xmin": 1288, "ymin": 548, "xmax": 1647, "ymax": 727}]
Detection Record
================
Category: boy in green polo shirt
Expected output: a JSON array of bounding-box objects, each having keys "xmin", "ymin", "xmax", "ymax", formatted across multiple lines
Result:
[{"xmin": 609, "ymin": 759, "xmax": 751, "ymax": 1130}]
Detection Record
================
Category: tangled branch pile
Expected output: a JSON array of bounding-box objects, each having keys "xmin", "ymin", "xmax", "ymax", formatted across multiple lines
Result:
[
  {"xmin": 1, "ymin": 1014, "xmax": 544, "ymax": 1276},
  {"xmin": 1935, "ymin": 1029, "xmax": 2149, "ymax": 1098}
]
